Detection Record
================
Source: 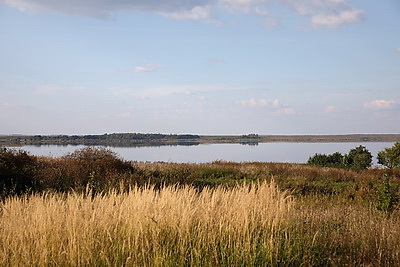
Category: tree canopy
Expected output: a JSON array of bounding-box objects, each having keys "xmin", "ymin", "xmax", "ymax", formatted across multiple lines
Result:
[
  {"xmin": 307, "ymin": 145, "xmax": 372, "ymax": 171},
  {"xmin": 344, "ymin": 145, "xmax": 372, "ymax": 171},
  {"xmin": 377, "ymin": 142, "xmax": 400, "ymax": 169}
]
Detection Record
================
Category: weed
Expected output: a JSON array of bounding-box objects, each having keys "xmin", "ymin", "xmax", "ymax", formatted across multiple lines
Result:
[{"xmin": 375, "ymin": 174, "xmax": 399, "ymax": 216}]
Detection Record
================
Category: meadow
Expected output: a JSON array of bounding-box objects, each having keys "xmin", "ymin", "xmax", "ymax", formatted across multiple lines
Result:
[{"xmin": 1, "ymin": 147, "xmax": 400, "ymax": 266}]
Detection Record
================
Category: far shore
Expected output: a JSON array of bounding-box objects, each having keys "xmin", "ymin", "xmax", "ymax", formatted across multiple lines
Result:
[{"xmin": 1, "ymin": 133, "xmax": 399, "ymax": 147}]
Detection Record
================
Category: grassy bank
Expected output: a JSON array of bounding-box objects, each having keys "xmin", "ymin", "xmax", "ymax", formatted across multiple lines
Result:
[{"xmin": 1, "ymin": 147, "xmax": 400, "ymax": 265}]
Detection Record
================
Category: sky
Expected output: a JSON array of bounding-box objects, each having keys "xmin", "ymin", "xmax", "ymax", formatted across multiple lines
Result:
[{"xmin": 0, "ymin": 0, "xmax": 399, "ymax": 135}]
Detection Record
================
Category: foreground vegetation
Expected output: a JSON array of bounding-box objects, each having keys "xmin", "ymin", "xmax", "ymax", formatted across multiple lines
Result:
[
  {"xmin": 1, "ymin": 146, "xmax": 400, "ymax": 265},
  {"xmin": 1, "ymin": 182, "xmax": 294, "ymax": 266}
]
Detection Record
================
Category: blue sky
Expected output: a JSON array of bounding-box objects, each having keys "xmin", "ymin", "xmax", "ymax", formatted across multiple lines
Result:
[{"xmin": 0, "ymin": 0, "xmax": 399, "ymax": 135}]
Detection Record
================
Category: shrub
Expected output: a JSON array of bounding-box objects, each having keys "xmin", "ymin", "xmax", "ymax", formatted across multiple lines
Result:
[
  {"xmin": 0, "ymin": 147, "xmax": 37, "ymax": 196},
  {"xmin": 61, "ymin": 146, "xmax": 135, "ymax": 191},
  {"xmin": 344, "ymin": 145, "xmax": 372, "ymax": 171},
  {"xmin": 375, "ymin": 174, "xmax": 399, "ymax": 215},
  {"xmin": 34, "ymin": 147, "xmax": 136, "ymax": 193},
  {"xmin": 63, "ymin": 146, "xmax": 132, "ymax": 173},
  {"xmin": 307, "ymin": 152, "xmax": 344, "ymax": 168},
  {"xmin": 307, "ymin": 146, "xmax": 372, "ymax": 171},
  {"xmin": 377, "ymin": 142, "xmax": 400, "ymax": 169}
]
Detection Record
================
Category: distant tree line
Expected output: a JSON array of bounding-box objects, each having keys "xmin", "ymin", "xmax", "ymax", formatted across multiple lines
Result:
[
  {"xmin": 32, "ymin": 133, "xmax": 201, "ymax": 141},
  {"xmin": 0, "ymin": 133, "xmax": 202, "ymax": 146},
  {"xmin": 241, "ymin": 134, "xmax": 259, "ymax": 139}
]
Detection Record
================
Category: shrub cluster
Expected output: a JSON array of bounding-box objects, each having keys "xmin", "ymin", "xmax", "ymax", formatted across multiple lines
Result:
[
  {"xmin": 0, "ymin": 147, "xmax": 137, "ymax": 197},
  {"xmin": 307, "ymin": 145, "xmax": 372, "ymax": 171},
  {"xmin": 0, "ymin": 148, "xmax": 38, "ymax": 196},
  {"xmin": 1, "ymin": 144, "xmax": 399, "ymax": 200}
]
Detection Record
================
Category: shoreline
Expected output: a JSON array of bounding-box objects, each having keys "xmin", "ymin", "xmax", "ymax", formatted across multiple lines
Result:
[{"xmin": 1, "ymin": 133, "xmax": 399, "ymax": 147}]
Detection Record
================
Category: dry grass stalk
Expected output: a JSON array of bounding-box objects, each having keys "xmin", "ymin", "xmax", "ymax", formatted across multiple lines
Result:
[{"xmin": 0, "ymin": 181, "xmax": 292, "ymax": 266}]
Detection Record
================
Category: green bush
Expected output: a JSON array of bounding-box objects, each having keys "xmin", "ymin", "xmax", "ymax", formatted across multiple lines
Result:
[
  {"xmin": 307, "ymin": 146, "xmax": 372, "ymax": 171},
  {"xmin": 375, "ymin": 174, "xmax": 399, "ymax": 215},
  {"xmin": 377, "ymin": 142, "xmax": 400, "ymax": 169},
  {"xmin": 344, "ymin": 145, "xmax": 372, "ymax": 171},
  {"xmin": 307, "ymin": 152, "xmax": 344, "ymax": 168},
  {"xmin": 376, "ymin": 174, "xmax": 399, "ymax": 216}
]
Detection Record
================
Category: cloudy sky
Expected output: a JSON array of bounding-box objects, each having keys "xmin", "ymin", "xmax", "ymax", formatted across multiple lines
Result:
[{"xmin": 1, "ymin": 0, "xmax": 399, "ymax": 135}]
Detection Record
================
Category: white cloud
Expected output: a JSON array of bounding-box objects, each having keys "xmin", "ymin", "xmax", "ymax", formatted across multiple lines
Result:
[
  {"xmin": 237, "ymin": 98, "xmax": 295, "ymax": 115},
  {"xmin": 134, "ymin": 63, "xmax": 164, "ymax": 73},
  {"xmin": 219, "ymin": 0, "xmax": 280, "ymax": 28},
  {"xmin": 237, "ymin": 98, "xmax": 284, "ymax": 108},
  {"xmin": 0, "ymin": 0, "xmax": 214, "ymax": 20},
  {"xmin": 219, "ymin": 0, "xmax": 267, "ymax": 13},
  {"xmin": 311, "ymin": 9, "xmax": 363, "ymax": 28},
  {"xmin": 237, "ymin": 98, "xmax": 280, "ymax": 107},
  {"xmin": 160, "ymin": 5, "xmax": 213, "ymax": 21},
  {"xmin": 1, "ymin": 0, "xmax": 363, "ymax": 27},
  {"xmin": 220, "ymin": 0, "xmax": 363, "ymax": 28},
  {"xmin": 137, "ymin": 84, "xmax": 233, "ymax": 98},
  {"xmin": 363, "ymin": 100, "xmax": 397, "ymax": 110},
  {"xmin": 286, "ymin": 0, "xmax": 350, "ymax": 16},
  {"xmin": 273, "ymin": 108, "xmax": 295, "ymax": 115}
]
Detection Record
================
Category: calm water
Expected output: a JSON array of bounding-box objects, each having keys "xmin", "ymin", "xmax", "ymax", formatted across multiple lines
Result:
[{"xmin": 9, "ymin": 142, "xmax": 394, "ymax": 166}]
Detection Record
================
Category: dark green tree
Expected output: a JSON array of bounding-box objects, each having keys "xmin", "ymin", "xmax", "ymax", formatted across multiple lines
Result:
[
  {"xmin": 344, "ymin": 145, "xmax": 372, "ymax": 171},
  {"xmin": 307, "ymin": 152, "xmax": 344, "ymax": 168},
  {"xmin": 307, "ymin": 153, "xmax": 330, "ymax": 166},
  {"xmin": 377, "ymin": 142, "xmax": 400, "ymax": 169},
  {"xmin": 328, "ymin": 152, "xmax": 345, "ymax": 166}
]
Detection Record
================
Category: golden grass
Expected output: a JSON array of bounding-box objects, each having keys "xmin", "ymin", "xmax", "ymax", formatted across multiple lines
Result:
[
  {"xmin": 0, "ymin": 181, "xmax": 292, "ymax": 266},
  {"xmin": 290, "ymin": 198, "xmax": 400, "ymax": 266}
]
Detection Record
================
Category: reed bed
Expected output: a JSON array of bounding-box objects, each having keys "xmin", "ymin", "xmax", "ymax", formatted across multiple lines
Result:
[{"xmin": 0, "ymin": 181, "xmax": 292, "ymax": 266}]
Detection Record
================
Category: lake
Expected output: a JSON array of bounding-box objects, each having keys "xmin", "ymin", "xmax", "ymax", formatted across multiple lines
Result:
[{"xmin": 9, "ymin": 142, "xmax": 394, "ymax": 166}]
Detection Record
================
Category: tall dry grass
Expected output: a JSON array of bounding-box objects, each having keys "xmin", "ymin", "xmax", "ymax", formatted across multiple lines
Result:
[
  {"xmin": 288, "ymin": 198, "xmax": 400, "ymax": 266},
  {"xmin": 0, "ymin": 181, "xmax": 292, "ymax": 266}
]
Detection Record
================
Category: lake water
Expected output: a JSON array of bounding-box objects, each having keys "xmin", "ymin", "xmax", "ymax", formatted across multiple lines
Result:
[{"xmin": 9, "ymin": 142, "xmax": 394, "ymax": 166}]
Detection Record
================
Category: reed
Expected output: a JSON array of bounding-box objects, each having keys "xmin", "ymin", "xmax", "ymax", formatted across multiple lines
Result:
[{"xmin": 0, "ymin": 181, "xmax": 292, "ymax": 266}]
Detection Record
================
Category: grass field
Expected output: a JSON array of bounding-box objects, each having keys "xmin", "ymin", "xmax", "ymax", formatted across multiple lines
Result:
[
  {"xmin": 1, "ymin": 180, "xmax": 400, "ymax": 266},
  {"xmin": 1, "ymin": 182, "xmax": 294, "ymax": 266},
  {"xmin": 1, "ymin": 147, "xmax": 400, "ymax": 265}
]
